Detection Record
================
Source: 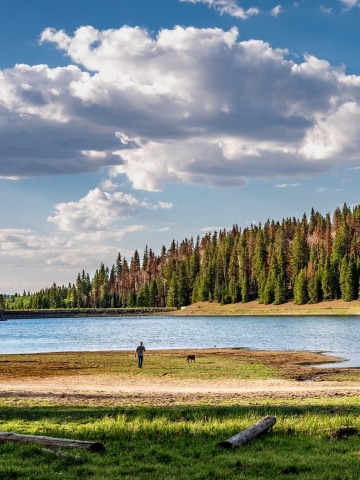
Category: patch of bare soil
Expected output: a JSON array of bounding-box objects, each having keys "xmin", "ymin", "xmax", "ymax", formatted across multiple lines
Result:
[{"xmin": 1, "ymin": 349, "xmax": 360, "ymax": 406}]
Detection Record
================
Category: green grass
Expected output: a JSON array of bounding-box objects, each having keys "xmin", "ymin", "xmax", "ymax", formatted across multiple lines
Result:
[
  {"xmin": 1, "ymin": 350, "xmax": 360, "ymax": 478},
  {"xmin": 0, "ymin": 350, "xmax": 280, "ymax": 380},
  {"xmin": 137, "ymin": 355, "xmax": 277, "ymax": 380},
  {"xmin": 1, "ymin": 400, "xmax": 360, "ymax": 479}
]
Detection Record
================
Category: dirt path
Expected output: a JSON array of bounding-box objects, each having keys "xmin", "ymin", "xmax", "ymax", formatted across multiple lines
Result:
[{"xmin": 2, "ymin": 375, "xmax": 360, "ymax": 405}]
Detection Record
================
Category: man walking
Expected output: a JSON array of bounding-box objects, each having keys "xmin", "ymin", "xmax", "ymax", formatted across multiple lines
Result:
[{"xmin": 135, "ymin": 341, "xmax": 146, "ymax": 368}]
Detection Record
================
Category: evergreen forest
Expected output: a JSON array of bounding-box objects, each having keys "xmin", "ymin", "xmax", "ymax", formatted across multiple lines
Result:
[{"xmin": 3, "ymin": 203, "xmax": 360, "ymax": 311}]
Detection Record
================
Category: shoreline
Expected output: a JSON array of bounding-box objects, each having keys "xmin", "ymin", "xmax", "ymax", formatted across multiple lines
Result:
[
  {"xmin": 0, "ymin": 346, "xmax": 344, "ymax": 359},
  {"xmin": 1, "ymin": 348, "xmax": 360, "ymax": 405},
  {"xmin": 0, "ymin": 347, "xmax": 353, "ymax": 378},
  {"xmin": 0, "ymin": 347, "xmax": 348, "ymax": 367},
  {"xmin": 2, "ymin": 299, "xmax": 360, "ymax": 319}
]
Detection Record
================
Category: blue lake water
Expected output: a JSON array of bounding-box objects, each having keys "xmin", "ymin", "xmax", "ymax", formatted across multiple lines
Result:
[{"xmin": 1, "ymin": 315, "xmax": 360, "ymax": 367}]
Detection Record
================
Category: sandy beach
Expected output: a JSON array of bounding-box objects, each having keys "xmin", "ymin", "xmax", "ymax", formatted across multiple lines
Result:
[{"xmin": 2, "ymin": 375, "xmax": 360, "ymax": 405}]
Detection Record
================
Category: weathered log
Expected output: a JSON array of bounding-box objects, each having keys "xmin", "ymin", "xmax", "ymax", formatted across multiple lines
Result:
[
  {"xmin": 330, "ymin": 426, "xmax": 358, "ymax": 440},
  {"xmin": 217, "ymin": 415, "xmax": 276, "ymax": 449},
  {"xmin": 0, "ymin": 432, "xmax": 105, "ymax": 452}
]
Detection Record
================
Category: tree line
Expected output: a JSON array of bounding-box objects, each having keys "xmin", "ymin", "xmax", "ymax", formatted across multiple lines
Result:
[{"xmin": 3, "ymin": 203, "xmax": 360, "ymax": 311}]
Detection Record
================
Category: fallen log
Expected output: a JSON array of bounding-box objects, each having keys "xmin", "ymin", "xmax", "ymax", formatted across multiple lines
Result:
[
  {"xmin": 217, "ymin": 415, "xmax": 276, "ymax": 449},
  {"xmin": 0, "ymin": 432, "xmax": 105, "ymax": 452},
  {"xmin": 330, "ymin": 426, "xmax": 358, "ymax": 440}
]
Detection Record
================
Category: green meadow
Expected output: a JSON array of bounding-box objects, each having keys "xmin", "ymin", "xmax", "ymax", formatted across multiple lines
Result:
[
  {"xmin": 1, "ymin": 350, "xmax": 360, "ymax": 479},
  {"xmin": 1, "ymin": 399, "xmax": 360, "ymax": 479}
]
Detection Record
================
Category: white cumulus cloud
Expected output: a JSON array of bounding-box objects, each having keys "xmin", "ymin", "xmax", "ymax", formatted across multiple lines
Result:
[
  {"xmin": 0, "ymin": 24, "xmax": 359, "ymax": 191},
  {"xmin": 179, "ymin": 0, "xmax": 260, "ymax": 18},
  {"xmin": 47, "ymin": 188, "xmax": 173, "ymax": 232},
  {"xmin": 339, "ymin": 0, "xmax": 360, "ymax": 9}
]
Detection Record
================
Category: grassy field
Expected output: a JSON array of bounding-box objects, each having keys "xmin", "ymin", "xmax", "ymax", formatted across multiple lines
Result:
[
  {"xmin": 1, "ymin": 400, "xmax": 360, "ymax": 479},
  {"xmin": 0, "ymin": 349, "xmax": 281, "ymax": 381},
  {"xmin": 0, "ymin": 348, "xmax": 356, "ymax": 382},
  {"xmin": 169, "ymin": 299, "xmax": 360, "ymax": 316},
  {"xmin": 1, "ymin": 349, "xmax": 360, "ymax": 479}
]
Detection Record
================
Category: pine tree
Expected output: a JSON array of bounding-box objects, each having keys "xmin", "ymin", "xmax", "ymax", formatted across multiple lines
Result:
[
  {"xmin": 293, "ymin": 268, "xmax": 308, "ymax": 305},
  {"xmin": 273, "ymin": 272, "xmax": 287, "ymax": 305},
  {"xmin": 149, "ymin": 279, "xmax": 159, "ymax": 306},
  {"xmin": 321, "ymin": 257, "xmax": 335, "ymax": 301},
  {"xmin": 253, "ymin": 229, "xmax": 268, "ymax": 303},
  {"xmin": 136, "ymin": 283, "xmax": 150, "ymax": 307},
  {"xmin": 166, "ymin": 272, "xmax": 179, "ymax": 307},
  {"xmin": 289, "ymin": 227, "xmax": 309, "ymax": 291},
  {"xmin": 340, "ymin": 257, "xmax": 357, "ymax": 301},
  {"xmin": 228, "ymin": 238, "xmax": 241, "ymax": 303},
  {"xmin": 189, "ymin": 241, "xmax": 200, "ymax": 291},
  {"xmin": 177, "ymin": 261, "xmax": 190, "ymax": 306}
]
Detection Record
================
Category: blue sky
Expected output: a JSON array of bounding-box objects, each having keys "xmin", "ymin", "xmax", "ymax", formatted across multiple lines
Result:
[{"xmin": 1, "ymin": 0, "xmax": 360, "ymax": 295}]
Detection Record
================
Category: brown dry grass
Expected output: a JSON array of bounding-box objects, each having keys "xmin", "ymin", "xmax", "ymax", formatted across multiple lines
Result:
[{"xmin": 168, "ymin": 299, "xmax": 360, "ymax": 316}]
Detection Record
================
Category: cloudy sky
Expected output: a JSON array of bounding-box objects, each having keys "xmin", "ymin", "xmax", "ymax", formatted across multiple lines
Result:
[{"xmin": 1, "ymin": 0, "xmax": 360, "ymax": 295}]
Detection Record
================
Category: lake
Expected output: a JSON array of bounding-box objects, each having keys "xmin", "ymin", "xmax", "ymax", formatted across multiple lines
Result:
[{"xmin": 1, "ymin": 315, "xmax": 360, "ymax": 367}]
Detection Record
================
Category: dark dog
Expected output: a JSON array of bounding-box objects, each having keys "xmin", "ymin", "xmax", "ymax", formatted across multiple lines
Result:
[{"xmin": 186, "ymin": 354, "xmax": 196, "ymax": 362}]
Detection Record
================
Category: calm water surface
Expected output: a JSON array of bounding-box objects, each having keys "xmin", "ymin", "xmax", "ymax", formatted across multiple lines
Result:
[{"xmin": 1, "ymin": 315, "xmax": 360, "ymax": 367}]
